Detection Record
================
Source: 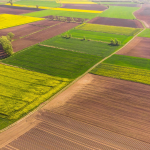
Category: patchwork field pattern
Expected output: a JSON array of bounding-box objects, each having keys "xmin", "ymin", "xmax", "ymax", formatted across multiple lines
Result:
[
  {"xmin": 42, "ymin": 36, "xmax": 120, "ymax": 57},
  {"xmin": 64, "ymin": 29, "xmax": 133, "ymax": 44},
  {"xmin": 0, "ymin": 63, "xmax": 70, "ymax": 124},
  {"xmin": 99, "ymin": 6, "xmax": 140, "ymax": 19},
  {"xmin": 2, "ymin": 45, "xmax": 101, "ymax": 79},
  {"xmin": 117, "ymin": 37, "xmax": 150, "ymax": 59},
  {"xmin": 76, "ymin": 23, "xmax": 142, "ymax": 36},
  {"xmin": 88, "ymin": 17, "xmax": 144, "ymax": 28},
  {"xmin": 0, "ymin": 14, "xmax": 43, "ymax": 30}
]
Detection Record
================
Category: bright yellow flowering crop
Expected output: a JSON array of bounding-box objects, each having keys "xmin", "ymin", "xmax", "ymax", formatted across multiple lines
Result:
[
  {"xmin": 0, "ymin": 14, "xmax": 44, "ymax": 30},
  {"xmin": 51, "ymin": 8, "xmax": 103, "ymax": 13}
]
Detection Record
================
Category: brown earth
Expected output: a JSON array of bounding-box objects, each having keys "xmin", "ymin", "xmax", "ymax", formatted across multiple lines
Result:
[
  {"xmin": 88, "ymin": 17, "xmax": 144, "ymax": 28},
  {"xmin": 1, "ymin": 74, "xmax": 150, "ymax": 149},
  {"xmin": 61, "ymin": 4, "xmax": 108, "ymax": 11},
  {"xmin": 104, "ymin": 4, "xmax": 141, "ymax": 7},
  {"xmin": 0, "ymin": 44, "xmax": 7, "ymax": 59},
  {"xmin": 0, "ymin": 5, "xmax": 42, "ymax": 15},
  {"xmin": 0, "ymin": 20, "xmax": 61, "ymax": 39},
  {"xmin": 12, "ymin": 22, "xmax": 78, "ymax": 52},
  {"xmin": 134, "ymin": 4, "xmax": 150, "ymax": 28},
  {"xmin": 117, "ymin": 37, "xmax": 150, "ymax": 58}
]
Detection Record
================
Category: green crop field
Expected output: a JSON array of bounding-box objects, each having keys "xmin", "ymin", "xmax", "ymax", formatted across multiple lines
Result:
[
  {"xmin": 64, "ymin": 29, "xmax": 133, "ymax": 44},
  {"xmin": 42, "ymin": 36, "xmax": 120, "ymax": 57},
  {"xmin": 99, "ymin": 6, "xmax": 139, "ymax": 19},
  {"xmin": 0, "ymin": 63, "xmax": 70, "ymax": 129},
  {"xmin": 90, "ymin": 63, "xmax": 150, "ymax": 85},
  {"xmin": 22, "ymin": 9, "xmax": 99, "ymax": 19},
  {"xmin": 14, "ymin": 0, "xmax": 61, "ymax": 7},
  {"xmin": 104, "ymin": 54, "xmax": 150, "ymax": 70},
  {"xmin": 138, "ymin": 29, "xmax": 150, "ymax": 38},
  {"xmin": 76, "ymin": 23, "xmax": 142, "ymax": 36},
  {"xmin": 2, "ymin": 45, "xmax": 100, "ymax": 79}
]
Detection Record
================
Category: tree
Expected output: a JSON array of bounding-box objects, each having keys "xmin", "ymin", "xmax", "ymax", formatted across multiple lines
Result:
[
  {"xmin": 0, "ymin": 36, "xmax": 13, "ymax": 56},
  {"xmin": 81, "ymin": 18, "xmax": 85, "ymax": 24},
  {"xmin": 36, "ymin": 5, "xmax": 39, "ymax": 9},
  {"xmin": 7, "ymin": 32, "xmax": 14, "ymax": 42},
  {"xmin": 9, "ymin": 0, "xmax": 13, "ymax": 6}
]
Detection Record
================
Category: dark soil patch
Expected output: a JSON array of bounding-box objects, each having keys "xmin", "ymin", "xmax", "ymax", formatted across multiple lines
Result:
[
  {"xmin": 61, "ymin": 4, "xmax": 108, "ymax": 11},
  {"xmin": 0, "ymin": 20, "xmax": 61, "ymax": 39},
  {"xmin": 88, "ymin": 17, "xmax": 144, "ymax": 28},
  {"xmin": 0, "ymin": 44, "xmax": 7, "ymax": 59},
  {"xmin": 104, "ymin": 4, "xmax": 140, "ymax": 7},
  {"xmin": 134, "ymin": 4, "xmax": 150, "ymax": 28},
  {"xmin": 12, "ymin": 22, "xmax": 78, "ymax": 52},
  {"xmin": 117, "ymin": 37, "xmax": 150, "ymax": 58}
]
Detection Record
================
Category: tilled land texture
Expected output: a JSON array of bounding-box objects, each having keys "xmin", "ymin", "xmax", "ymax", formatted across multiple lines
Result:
[
  {"xmin": 88, "ymin": 17, "xmax": 144, "ymax": 28},
  {"xmin": 134, "ymin": 4, "xmax": 150, "ymax": 28},
  {"xmin": 117, "ymin": 37, "xmax": 150, "ymax": 58},
  {"xmin": 1, "ymin": 74, "xmax": 150, "ymax": 150},
  {"xmin": 0, "ymin": 44, "xmax": 7, "ymax": 59},
  {"xmin": 0, "ymin": 20, "xmax": 61, "ymax": 39},
  {"xmin": 12, "ymin": 22, "xmax": 78, "ymax": 52},
  {"xmin": 104, "ymin": 4, "xmax": 141, "ymax": 7},
  {"xmin": 61, "ymin": 4, "xmax": 108, "ymax": 11}
]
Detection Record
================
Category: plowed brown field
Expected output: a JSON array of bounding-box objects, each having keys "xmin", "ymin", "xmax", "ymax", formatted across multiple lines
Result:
[
  {"xmin": 117, "ymin": 37, "xmax": 150, "ymax": 58},
  {"xmin": 88, "ymin": 17, "xmax": 144, "ymax": 28},
  {"xmin": 0, "ymin": 44, "xmax": 7, "ymax": 59},
  {"xmin": 104, "ymin": 4, "xmax": 140, "ymax": 7},
  {"xmin": 0, "ymin": 5, "xmax": 42, "ymax": 15},
  {"xmin": 134, "ymin": 4, "xmax": 150, "ymax": 28},
  {"xmin": 12, "ymin": 22, "xmax": 78, "ymax": 52},
  {"xmin": 61, "ymin": 4, "xmax": 108, "ymax": 10},
  {"xmin": 1, "ymin": 74, "xmax": 150, "ymax": 149}
]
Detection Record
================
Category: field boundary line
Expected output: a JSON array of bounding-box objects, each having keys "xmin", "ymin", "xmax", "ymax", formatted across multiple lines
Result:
[{"xmin": 0, "ymin": 20, "xmax": 145, "ymax": 134}]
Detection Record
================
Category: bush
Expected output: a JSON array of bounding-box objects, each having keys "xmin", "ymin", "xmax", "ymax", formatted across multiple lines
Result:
[
  {"xmin": 0, "ymin": 36, "xmax": 13, "ymax": 56},
  {"xmin": 7, "ymin": 32, "xmax": 14, "ymax": 42},
  {"xmin": 110, "ymin": 38, "xmax": 121, "ymax": 46}
]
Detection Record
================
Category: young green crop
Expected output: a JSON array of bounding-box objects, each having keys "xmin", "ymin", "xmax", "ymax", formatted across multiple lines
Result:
[{"xmin": 138, "ymin": 29, "xmax": 150, "ymax": 38}]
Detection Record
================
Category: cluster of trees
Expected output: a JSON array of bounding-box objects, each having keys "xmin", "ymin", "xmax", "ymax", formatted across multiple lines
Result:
[
  {"xmin": 110, "ymin": 39, "xmax": 121, "ymax": 46},
  {"xmin": 8, "ymin": 0, "xmax": 13, "ymax": 6},
  {"xmin": 0, "ymin": 32, "xmax": 14, "ymax": 56}
]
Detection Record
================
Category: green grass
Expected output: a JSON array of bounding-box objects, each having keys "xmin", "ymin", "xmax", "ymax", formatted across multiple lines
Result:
[
  {"xmin": 22, "ymin": 9, "xmax": 99, "ymax": 19},
  {"xmin": 138, "ymin": 29, "xmax": 150, "ymax": 38},
  {"xmin": 2, "ymin": 45, "xmax": 101, "ymax": 79},
  {"xmin": 42, "ymin": 36, "xmax": 120, "ymax": 57},
  {"xmin": 90, "ymin": 63, "xmax": 150, "ymax": 85},
  {"xmin": 64, "ymin": 29, "xmax": 133, "ymax": 45},
  {"xmin": 100, "ymin": 2, "xmax": 136, "ymax": 4},
  {"xmin": 0, "ymin": 63, "xmax": 70, "ymax": 129},
  {"xmin": 14, "ymin": 0, "xmax": 61, "ymax": 7},
  {"xmin": 99, "ymin": 6, "xmax": 140, "ymax": 19},
  {"xmin": 104, "ymin": 54, "xmax": 150, "ymax": 70},
  {"xmin": 76, "ymin": 23, "xmax": 142, "ymax": 36}
]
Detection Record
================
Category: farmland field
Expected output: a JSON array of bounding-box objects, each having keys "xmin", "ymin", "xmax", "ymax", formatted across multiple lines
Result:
[
  {"xmin": 22, "ymin": 9, "xmax": 100, "ymax": 19},
  {"xmin": 138, "ymin": 28, "xmax": 150, "ymax": 38},
  {"xmin": 99, "ymin": 6, "xmax": 140, "ymax": 19},
  {"xmin": 0, "ymin": 14, "xmax": 43, "ymax": 30},
  {"xmin": 88, "ymin": 17, "xmax": 144, "ymax": 28},
  {"xmin": 63, "ymin": 29, "xmax": 133, "ymax": 44},
  {"xmin": 2, "ymin": 45, "xmax": 101, "ymax": 79},
  {"xmin": 41, "ymin": 36, "xmax": 120, "ymax": 57},
  {"xmin": 76, "ymin": 23, "xmax": 142, "ymax": 36},
  {"xmin": 117, "ymin": 37, "xmax": 150, "ymax": 59},
  {"xmin": 0, "ymin": 63, "xmax": 70, "ymax": 129}
]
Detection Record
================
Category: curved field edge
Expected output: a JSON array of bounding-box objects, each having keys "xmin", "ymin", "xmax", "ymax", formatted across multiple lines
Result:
[{"xmin": 99, "ymin": 6, "xmax": 140, "ymax": 19}]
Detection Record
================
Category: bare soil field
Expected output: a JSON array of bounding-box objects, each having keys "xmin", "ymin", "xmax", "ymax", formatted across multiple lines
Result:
[
  {"xmin": 104, "ymin": 4, "xmax": 140, "ymax": 7},
  {"xmin": 0, "ymin": 45, "xmax": 7, "ymax": 59},
  {"xmin": 0, "ymin": 20, "xmax": 61, "ymax": 39},
  {"xmin": 0, "ymin": 6, "xmax": 36, "ymax": 15},
  {"xmin": 117, "ymin": 37, "xmax": 150, "ymax": 58},
  {"xmin": 61, "ymin": 4, "xmax": 108, "ymax": 11},
  {"xmin": 134, "ymin": 4, "xmax": 150, "ymax": 28},
  {"xmin": 88, "ymin": 17, "xmax": 144, "ymax": 28},
  {"xmin": 12, "ymin": 22, "xmax": 78, "ymax": 52},
  {"xmin": 1, "ymin": 74, "xmax": 150, "ymax": 150}
]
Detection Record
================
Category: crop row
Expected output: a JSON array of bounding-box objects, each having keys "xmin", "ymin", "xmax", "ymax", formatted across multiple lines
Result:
[
  {"xmin": 76, "ymin": 23, "xmax": 142, "ymax": 36},
  {"xmin": 0, "ymin": 14, "xmax": 43, "ymax": 30}
]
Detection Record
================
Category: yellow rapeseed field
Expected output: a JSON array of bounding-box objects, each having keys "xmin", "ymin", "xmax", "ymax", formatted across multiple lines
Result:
[
  {"xmin": 51, "ymin": 8, "xmax": 103, "ymax": 13},
  {"xmin": 0, "ymin": 14, "xmax": 44, "ymax": 30}
]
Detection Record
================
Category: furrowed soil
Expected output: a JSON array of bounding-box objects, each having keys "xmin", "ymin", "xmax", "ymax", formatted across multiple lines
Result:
[
  {"xmin": 61, "ymin": 4, "xmax": 108, "ymax": 11},
  {"xmin": 1, "ymin": 74, "xmax": 150, "ymax": 149},
  {"xmin": 134, "ymin": 4, "xmax": 150, "ymax": 28},
  {"xmin": 11, "ymin": 22, "xmax": 78, "ymax": 52},
  {"xmin": 88, "ymin": 17, "xmax": 144, "ymax": 28},
  {"xmin": 117, "ymin": 37, "xmax": 150, "ymax": 59},
  {"xmin": 104, "ymin": 4, "xmax": 141, "ymax": 7},
  {"xmin": 0, "ymin": 20, "xmax": 61, "ymax": 39},
  {"xmin": 0, "ymin": 44, "xmax": 7, "ymax": 59}
]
